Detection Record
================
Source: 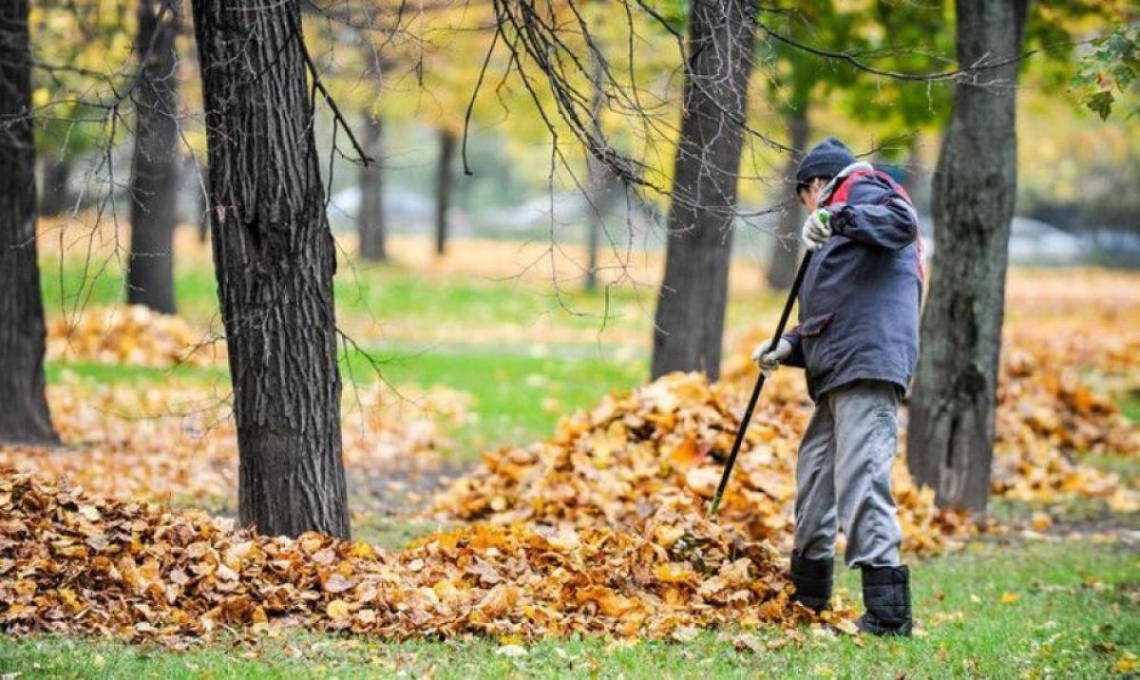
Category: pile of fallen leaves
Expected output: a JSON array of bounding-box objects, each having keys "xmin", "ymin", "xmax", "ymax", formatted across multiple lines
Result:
[
  {"xmin": 0, "ymin": 379, "xmax": 473, "ymax": 508},
  {"xmin": 435, "ymin": 372, "xmax": 974, "ymax": 557},
  {"xmin": 47, "ymin": 306, "xmax": 222, "ymax": 368},
  {"xmin": 991, "ymin": 328, "xmax": 1140, "ymax": 510},
  {"xmin": 990, "ymin": 273, "xmax": 1140, "ymax": 507},
  {"xmin": 997, "ymin": 329, "xmax": 1140, "ymax": 458},
  {"xmin": 0, "ymin": 471, "xmax": 817, "ymax": 642},
  {"xmin": 998, "ymin": 269, "xmax": 1140, "ymax": 458}
]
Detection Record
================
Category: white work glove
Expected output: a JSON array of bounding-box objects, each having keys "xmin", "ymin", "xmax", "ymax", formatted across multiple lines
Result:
[
  {"xmin": 751, "ymin": 338, "xmax": 793, "ymax": 373},
  {"xmin": 800, "ymin": 208, "xmax": 833, "ymax": 251}
]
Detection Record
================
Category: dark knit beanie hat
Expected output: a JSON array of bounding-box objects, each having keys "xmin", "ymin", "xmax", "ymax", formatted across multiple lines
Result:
[{"xmin": 795, "ymin": 137, "xmax": 857, "ymax": 184}]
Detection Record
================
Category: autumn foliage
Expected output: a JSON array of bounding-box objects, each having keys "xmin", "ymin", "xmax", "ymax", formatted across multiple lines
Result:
[
  {"xmin": 0, "ymin": 379, "xmax": 471, "ymax": 507},
  {"xmin": 1, "ymin": 271, "xmax": 1137, "ymax": 642},
  {"xmin": 0, "ymin": 471, "xmax": 818, "ymax": 641},
  {"xmin": 434, "ymin": 372, "xmax": 975, "ymax": 557},
  {"xmin": 47, "ymin": 306, "xmax": 222, "ymax": 368}
]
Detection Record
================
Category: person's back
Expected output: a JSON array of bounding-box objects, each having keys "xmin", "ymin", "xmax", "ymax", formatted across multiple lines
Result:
[{"xmin": 791, "ymin": 157, "xmax": 924, "ymax": 402}]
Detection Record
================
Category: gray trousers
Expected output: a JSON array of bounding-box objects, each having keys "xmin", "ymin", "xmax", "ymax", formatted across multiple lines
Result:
[{"xmin": 794, "ymin": 380, "xmax": 903, "ymax": 568}]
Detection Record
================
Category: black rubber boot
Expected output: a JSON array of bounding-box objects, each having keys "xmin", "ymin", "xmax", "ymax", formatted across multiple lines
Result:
[
  {"xmin": 790, "ymin": 551, "xmax": 834, "ymax": 614},
  {"xmin": 856, "ymin": 565, "xmax": 912, "ymax": 636}
]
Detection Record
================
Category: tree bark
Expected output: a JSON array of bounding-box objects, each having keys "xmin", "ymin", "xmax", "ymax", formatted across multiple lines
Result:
[
  {"xmin": 358, "ymin": 113, "xmax": 386, "ymax": 261},
  {"xmin": 766, "ymin": 110, "xmax": 809, "ymax": 291},
  {"xmin": 38, "ymin": 155, "xmax": 73, "ymax": 217},
  {"xmin": 0, "ymin": 0, "xmax": 58, "ymax": 445},
  {"xmin": 127, "ymin": 0, "xmax": 180, "ymax": 314},
  {"xmin": 192, "ymin": 0, "xmax": 351, "ymax": 539},
  {"xmin": 435, "ymin": 127, "xmax": 455, "ymax": 256},
  {"xmin": 906, "ymin": 0, "xmax": 1028, "ymax": 514},
  {"xmin": 651, "ymin": 0, "xmax": 757, "ymax": 381}
]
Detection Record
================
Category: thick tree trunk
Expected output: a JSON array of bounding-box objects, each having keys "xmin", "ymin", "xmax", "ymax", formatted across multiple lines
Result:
[
  {"xmin": 0, "ymin": 0, "xmax": 58, "ymax": 445},
  {"xmin": 192, "ymin": 0, "xmax": 351, "ymax": 539},
  {"xmin": 127, "ymin": 0, "xmax": 180, "ymax": 314},
  {"xmin": 358, "ymin": 114, "xmax": 386, "ymax": 261},
  {"xmin": 766, "ymin": 110, "xmax": 809, "ymax": 291},
  {"xmin": 435, "ymin": 128, "xmax": 455, "ymax": 256},
  {"xmin": 39, "ymin": 155, "xmax": 73, "ymax": 217},
  {"xmin": 906, "ymin": 0, "xmax": 1028, "ymax": 514},
  {"xmin": 651, "ymin": 0, "xmax": 757, "ymax": 380}
]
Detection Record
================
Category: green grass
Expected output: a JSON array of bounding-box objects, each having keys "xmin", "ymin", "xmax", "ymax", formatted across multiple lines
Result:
[
  {"xmin": 45, "ymin": 361, "xmax": 226, "ymax": 387},
  {"xmin": 43, "ymin": 345, "xmax": 643, "ymax": 461},
  {"xmin": 1, "ymin": 538, "xmax": 1136, "ymax": 678},
  {"xmin": 40, "ymin": 249, "xmax": 654, "ymax": 456},
  {"xmin": 335, "ymin": 261, "xmax": 654, "ymax": 332},
  {"xmin": 342, "ymin": 345, "xmax": 644, "ymax": 456},
  {"xmin": 1120, "ymin": 395, "xmax": 1140, "ymax": 426},
  {"xmin": 39, "ymin": 250, "xmax": 664, "ymax": 344},
  {"xmin": 41, "ymin": 255, "xmax": 220, "ymax": 324}
]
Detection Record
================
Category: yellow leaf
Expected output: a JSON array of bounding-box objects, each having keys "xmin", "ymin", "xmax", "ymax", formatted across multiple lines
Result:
[
  {"xmin": 1114, "ymin": 652, "xmax": 1137, "ymax": 674},
  {"xmin": 655, "ymin": 563, "xmax": 694, "ymax": 584},
  {"xmin": 999, "ymin": 592, "xmax": 1020, "ymax": 604},
  {"xmin": 327, "ymin": 600, "xmax": 351, "ymax": 621},
  {"xmin": 351, "ymin": 541, "xmax": 377, "ymax": 559}
]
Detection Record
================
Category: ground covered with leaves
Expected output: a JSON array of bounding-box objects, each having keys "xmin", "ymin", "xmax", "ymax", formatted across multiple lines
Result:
[
  {"xmin": 1, "ymin": 535, "xmax": 1136, "ymax": 678},
  {"xmin": 3, "ymin": 244, "xmax": 1139, "ymax": 672},
  {"xmin": 0, "ymin": 471, "xmax": 820, "ymax": 642}
]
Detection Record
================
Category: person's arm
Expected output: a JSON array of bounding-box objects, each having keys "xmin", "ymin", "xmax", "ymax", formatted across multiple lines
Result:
[
  {"xmin": 829, "ymin": 176, "xmax": 918, "ymax": 251},
  {"xmin": 781, "ymin": 327, "xmax": 805, "ymax": 368}
]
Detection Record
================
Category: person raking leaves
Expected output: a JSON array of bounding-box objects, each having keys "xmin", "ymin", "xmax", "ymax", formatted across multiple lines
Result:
[{"xmin": 752, "ymin": 137, "xmax": 924, "ymax": 636}]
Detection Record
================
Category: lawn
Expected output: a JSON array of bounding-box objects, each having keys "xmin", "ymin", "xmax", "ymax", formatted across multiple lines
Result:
[{"xmin": 11, "ymin": 233, "xmax": 1140, "ymax": 677}]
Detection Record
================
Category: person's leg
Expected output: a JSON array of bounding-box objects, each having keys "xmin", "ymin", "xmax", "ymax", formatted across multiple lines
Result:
[
  {"xmin": 790, "ymin": 395, "xmax": 838, "ymax": 612},
  {"xmin": 833, "ymin": 381, "xmax": 903, "ymax": 567},
  {"xmin": 832, "ymin": 380, "xmax": 911, "ymax": 635}
]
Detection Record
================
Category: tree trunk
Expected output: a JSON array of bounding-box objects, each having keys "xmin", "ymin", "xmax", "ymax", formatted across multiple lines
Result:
[
  {"xmin": 584, "ymin": 53, "xmax": 607, "ymax": 292},
  {"xmin": 906, "ymin": 0, "xmax": 1028, "ymax": 514},
  {"xmin": 127, "ymin": 0, "xmax": 180, "ymax": 314},
  {"xmin": 766, "ymin": 110, "xmax": 809, "ymax": 291},
  {"xmin": 435, "ymin": 128, "xmax": 455, "ymax": 256},
  {"xmin": 0, "ymin": 0, "xmax": 58, "ymax": 445},
  {"xmin": 358, "ymin": 113, "xmax": 386, "ymax": 261},
  {"xmin": 651, "ymin": 0, "xmax": 757, "ymax": 381},
  {"xmin": 584, "ymin": 167, "xmax": 602, "ymax": 291},
  {"xmin": 38, "ymin": 155, "xmax": 73, "ymax": 217},
  {"xmin": 192, "ymin": 0, "xmax": 351, "ymax": 539}
]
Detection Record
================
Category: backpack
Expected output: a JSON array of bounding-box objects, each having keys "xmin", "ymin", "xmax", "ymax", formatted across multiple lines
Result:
[{"xmin": 825, "ymin": 168, "xmax": 926, "ymax": 283}]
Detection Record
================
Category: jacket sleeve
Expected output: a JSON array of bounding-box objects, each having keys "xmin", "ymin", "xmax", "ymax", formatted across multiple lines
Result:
[
  {"xmin": 781, "ymin": 327, "xmax": 806, "ymax": 369},
  {"xmin": 829, "ymin": 176, "xmax": 918, "ymax": 251}
]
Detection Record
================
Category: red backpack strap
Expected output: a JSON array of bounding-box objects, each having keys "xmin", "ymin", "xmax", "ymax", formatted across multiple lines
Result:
[
  {"xmin": 826, "ymin": 168, "xmax": 926, "ymax": 283},
  {"xmin": 827, "ymin": 168, "xmax": 913, "ymax": 205}
]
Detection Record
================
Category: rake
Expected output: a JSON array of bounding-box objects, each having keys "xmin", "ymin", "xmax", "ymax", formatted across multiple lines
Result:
[{"xmin": 708, "ymin": 251, "xmax": 812, "ymax": 517}]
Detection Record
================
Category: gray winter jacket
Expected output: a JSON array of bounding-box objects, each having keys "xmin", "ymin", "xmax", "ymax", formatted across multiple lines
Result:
[{"xmin": 783, "ymin": 162, "xmax": 923, "ymax": 402}]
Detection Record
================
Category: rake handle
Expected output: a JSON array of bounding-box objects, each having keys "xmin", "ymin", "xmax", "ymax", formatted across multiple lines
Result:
[{"xmin": 708, "ymin": 251, "xmax": 812, "ymax": 517}]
